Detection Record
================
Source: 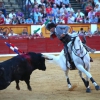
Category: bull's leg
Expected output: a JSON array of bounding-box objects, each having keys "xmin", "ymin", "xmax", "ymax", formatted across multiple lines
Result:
[
  {"xmin": 76, "ymin": 64, "xmax": 100, "ymax": 91},
  {"xmin": 15, "ymin": 80, "xmax": 20, "ymax": 90},
  {"xmin": 24, "ymin": 75, "xmax": 32, "ymax": 91},
  {"xmin": 65, "ymin": 69, "xmax": 77, "ymax": 91},
  {"xmin": 78, "ymin": 70, "xmax": 91, "ymax": 93}
]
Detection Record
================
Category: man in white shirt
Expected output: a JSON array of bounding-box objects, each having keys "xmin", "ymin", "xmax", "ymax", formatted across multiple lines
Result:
[{"xmin": 68, "ymin": 13, "xmax": 75, "ymax": 23}]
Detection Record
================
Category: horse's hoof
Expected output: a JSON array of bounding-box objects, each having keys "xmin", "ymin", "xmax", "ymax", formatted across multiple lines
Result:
[
  {"xmin": 68, "ymin": 84, "xmax": 77, "ymax": 91},
  {"xmin": 95, "ymin": 85, "xmax": 100, "ymax": 90},
  {"xmin": 86, "ymin": 88, "xmax": 91, "ymax": 93}
]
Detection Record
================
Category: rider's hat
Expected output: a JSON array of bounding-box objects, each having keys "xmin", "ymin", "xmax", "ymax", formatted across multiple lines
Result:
[{"xmin": 46, "ymin": 22, "xmax": 56, "ymax": 31}]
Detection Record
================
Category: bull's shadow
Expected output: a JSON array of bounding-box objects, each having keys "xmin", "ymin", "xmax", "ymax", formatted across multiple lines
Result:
[{"xmin": 0, "ymin": 52, "xmax": 52, "ymax": 91}]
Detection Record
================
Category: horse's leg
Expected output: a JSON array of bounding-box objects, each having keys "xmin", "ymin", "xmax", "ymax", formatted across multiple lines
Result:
[
  {"xmin": 77, "ymin": 64, "xmax": 100, "ymax": 91},
  {"xmin": 65, "ymin": 69, "xmax": 77, "ymax": 91},
  {"xmin": 78, "ymin": 70, "xmax": 91, "ymax": 93}
]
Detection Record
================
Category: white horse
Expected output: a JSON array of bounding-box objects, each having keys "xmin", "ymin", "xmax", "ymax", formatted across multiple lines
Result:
[{"xmin": 44, "ymin": 32, "xmax": 100, "ymax": 93}]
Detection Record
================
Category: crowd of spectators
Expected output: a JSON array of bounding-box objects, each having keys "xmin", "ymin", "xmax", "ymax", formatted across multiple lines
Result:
[
  {"xmin": 1, "ymin": 0, "xmax": 100, "ymax": 25},
  {"xmin": 0, "ymin": 0, "xmax": 100, "ymax": 38}
]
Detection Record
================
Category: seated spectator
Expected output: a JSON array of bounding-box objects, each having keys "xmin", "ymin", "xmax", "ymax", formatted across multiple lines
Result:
[
  {"xmin": 66, "ymin": 4, "xmax": 75, "ymax": 13},
  {"xmin": 42, "ymin": 10, "xmax": 47, "ymax": 22},
  {"xmin": 60, "ymin": 4, "xmax": 67, "ymax": 14},
  {"xmin": 46, "ymin": 5, "xmax": 52, "ymax": 15},
  {"xmin": 88, "ymin": 9, "xmax": 96, "ymax": 19},
  {"xmin": 0, "ymin": 15, "xmax": 4, "ymax": 25},
  {"xmin": 5, "ymin": 15, "xmax": 12, "ymax": 24},
  {"xmin": 76, "ymin": 15, "xmax": 83, "ymax": 23},
  {"xmin": 25, "ymin": 17, "xmax": 33, "ymax": 24},
  {"xmin": 12, "ymin": 15, "xmax": 19, "ymax": 25},
  {"xmin": 0, "ymin": 1, "xmax": 6, "ymax": 17},
  {"xmin": 0, "ymin": 10, "xmax": 5, "ymax": 20},
  {"xmin": 16, "ymin": 10, "xmax": 24, "ymax": 20},
  {"xmin": 19, "ymin": 16, "xmax": 26, "ymax": 24},
  {"xmin": 34, "ymin": 9, "xmax": 42, "ymax": 24},
  {"xmin": 90, "ymin": 15, "xmax": 98, "ymax": 23},
  {"xmin": 55, "ymin": 0, "xmax": 62, "ymax": 9},
  {"xmin": 60, "ymin": 13, "xmax": 68, "ymax": 24},
  {"xmin": 84, "ymin": 16, "xmax": 90, "ymax": 23},
  {"xmin": 94, "ymin": 27, "xmax": 100, "ymax": 35},
  {"xmin": 95, "ymin": 10, "xmax": 100, "ymax": 17},
  {"xmin": 8, "ymin": 30, "xmax": 18, "ymax": 36},
  {"xmin": 52, "ymin": 4, "xmax": 59, "ymax": 17},
  {"xmin": 67, "ymin": 13, "xmax": 75, "ymax": 23},
  {"xmin": 62, "ymin": 0, "xmax": 69, "ymax": 8},
  {"xmin": 85, "ymin": 28, "xmax": 92, "ymax": 37},
  {"xmin": 94, "ymin": 4, "xmax": 100, "ymax": 12},
  {"xmin": 0, "ymin": 29, "xmax": 7, "ymax": 38},
  {"xmin": 9, "ymin": 10, "xmax": 16, "ymax": 19},
  {"xmin": 21, "ymin": 28, "xmax": 28, "ymax": 35},
  {"xmin": 84, "ymin": 3, "xmax": 93, "ymax": 16},
  {"xmin": 75, "ymin": 9, "xmax": 85, "ymax": 17},
  {"xmin": 37, "ymin": 16, "xmax": 43, "ymax": 24}
]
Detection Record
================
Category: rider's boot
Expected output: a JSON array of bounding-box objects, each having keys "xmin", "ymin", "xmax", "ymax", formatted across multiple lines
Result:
[{"xmin": 90, "ymin": 57, "xmax": 93, "ymax": 62}]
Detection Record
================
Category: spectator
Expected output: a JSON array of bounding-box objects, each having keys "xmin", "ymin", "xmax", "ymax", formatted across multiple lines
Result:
[
  {"xmin": 86, "ymin": 28, "xmax": 92, "ymax": 37},
  {"xmin": 94, "ymin": 27, "xmax": 100, "ymax": 35},
  {"xmin": 60, "ymin": 4, "xmax": 67, "ymax": 14},
  {"xmin": 37, "ymin": 16, "xmax": 43, "ymax": 24},
  {"xmin": 0, "ymin": 29, "xmax": 7, "ymax": 38},
  {"xmin": 34, "ymin": 9, "xmax": 42, "ymax": 24},
  {"xmin": 76, "ymin": 15, "xmax": 83, "ymax": 23},
  {"xmin": 95, "ymin": 9, "xmax": 100, "ymax": 17},
  {"xmin": 90, "ymin": 15, "xmax": 98, "ymax": 23},
  {"xmin": 52, "ymin": 4, "xmax": 59, "ymax": 17},
  {"xmin": 75, "ymin": 9, "xmax": 85, "ymax": 17},
  {"xmin": 94, "ymin": 4, "xmax": 100, "ymax": 12},
  {"xmin": 66, "ymin": 4, "xmax": 74, "ymax": 13},
  {"xmin": 12, "ymin": 15, "xmax": 19, "ymax": 25},
  {"xmin": 84, "ymin": 3, "xmax": 93, "ymax": 16},
  {"xmin": 8, "ymin": 30, "xmax": 18, "ymax": 36},
  {"xmin": 46, "ymin": 5, "xmax": 52, "ymax": 15},
  {"xmin": 19, "ymin": 16, "xmax": 26, "ymax": 24},
  {"xmin": 88, "ymin": 9, "xmax": 96, "ymax": 19},
  {"xmin": 84, "ymin": 16, "xmax": 90, "ymax": 23},
  {"xmin": 0, "ymin": 10, "xmax": 5, "ymax": 20},
  {"xmin": 9, "ymin": 10, "xmax": 16, "ymax": 19},
  {"xmin": 55, "ymin": 0, "xmax": 62, "ymax": 8},
  {"xmin": 25, "ymin": 17, "xmax": 33, "ymax": 24},
  {"xmin": 16, "ymin": 10, "xmax": 24, "ymax": 20},
  {"xmin": 96, "ymin": 0, "xmax": 100, "ymax": 8},
  {"xmin": 0, "ymin": 15, "xmax": 4, "ymax": 25},
  {"xmin": 5, "ymin": 15, "xmax": 12, "ymax": 24},
  {"xmin": 0, "ymin": 1, "xmax": 6, "ymax": 17},
  {"xmin": 21, "ymin": 28, "xmax": 28, "ymax": 35},
  {"xmin": 67, "ymin": 13, "xmax": 75, "ymax": 23},
  {"xmin": 62, "ymin": 0, "xmax": 69, "ymax": 8}
]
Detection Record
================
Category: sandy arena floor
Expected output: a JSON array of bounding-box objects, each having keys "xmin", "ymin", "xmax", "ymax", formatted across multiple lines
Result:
[{"xmin": 0, "ymin": 58, "xmax": 100, "ymax": 100}]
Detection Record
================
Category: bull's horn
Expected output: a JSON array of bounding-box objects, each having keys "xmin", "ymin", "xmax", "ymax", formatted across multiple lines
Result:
[{"xmin": 42, "ymin": 55, "xmax": 53, "ymax": 60}]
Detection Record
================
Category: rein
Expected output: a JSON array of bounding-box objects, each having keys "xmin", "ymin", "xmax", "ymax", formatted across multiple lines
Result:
[{"xmin": 71, "ymin": 36, "xmax": 88, "ymax": 67}]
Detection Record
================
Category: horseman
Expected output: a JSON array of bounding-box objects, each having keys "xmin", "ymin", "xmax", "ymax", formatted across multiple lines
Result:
[{"xmin": 45, "ymin": 22, "xmax": 96, "ymax": 69}]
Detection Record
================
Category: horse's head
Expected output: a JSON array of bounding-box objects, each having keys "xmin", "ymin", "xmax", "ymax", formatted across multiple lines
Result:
[{"xmin": 71, "ymin": 35, "xmax": 84, "ymax": 56}]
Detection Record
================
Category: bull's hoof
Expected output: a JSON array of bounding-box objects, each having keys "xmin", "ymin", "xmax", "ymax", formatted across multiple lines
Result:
[
  {"xmin": 28, "ymin": 87, "xmax": 32, "ymax": 91},
  {"xmin": 68, "ymin": 84, "xmax": 77, "ymax": 91},
  {"xmin": 16, "ymin": 86, "xmax": 20, "ymax": 90},
  {"xmin": 95, "ymin": 85, "xmax": 100, "ymax": 90},
  {"xmin": 86, "ymin": 88, "xmax": 91, "ymax": 93}
]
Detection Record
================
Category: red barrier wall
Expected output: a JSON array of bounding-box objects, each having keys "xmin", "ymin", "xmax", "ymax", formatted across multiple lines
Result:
[{"xmin": 0, "ymin": 36, "xmax": 100, "ymax": 54}]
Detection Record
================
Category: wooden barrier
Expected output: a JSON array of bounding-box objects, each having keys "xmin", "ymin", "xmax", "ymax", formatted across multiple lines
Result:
[{"xmin": 0, "ymin": 36, "xmax": 100, "ymax": 54}]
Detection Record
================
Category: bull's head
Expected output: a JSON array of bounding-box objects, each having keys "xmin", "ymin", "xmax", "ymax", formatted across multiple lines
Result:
[{"xmin": 28, "ymin": 52, "xmax": 53, "ymax": 71}]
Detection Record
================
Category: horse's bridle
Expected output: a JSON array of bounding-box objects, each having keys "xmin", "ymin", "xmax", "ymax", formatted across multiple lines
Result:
[{"xmin": 71, "ymin": 36, "xmax": 87, "ymax": 60}]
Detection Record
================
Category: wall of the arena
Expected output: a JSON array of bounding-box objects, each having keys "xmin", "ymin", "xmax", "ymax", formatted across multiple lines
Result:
[
  {"xmin": 1, "ymin": 24, "xmax": 100, "ymax": 37},
  {"xmin": 0, "ymin": 36, "xmax": 100, "ymax": 54}
]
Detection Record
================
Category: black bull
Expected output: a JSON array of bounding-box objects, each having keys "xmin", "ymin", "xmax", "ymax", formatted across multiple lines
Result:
[{"xmin": 0, "ymin": 52, "xmax": 51, "ymax": 91}]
